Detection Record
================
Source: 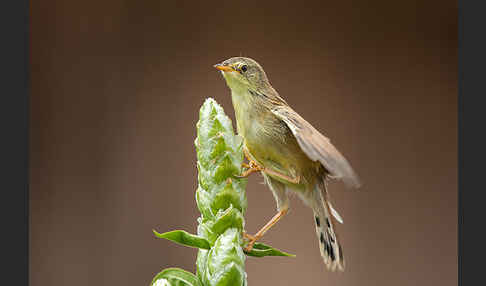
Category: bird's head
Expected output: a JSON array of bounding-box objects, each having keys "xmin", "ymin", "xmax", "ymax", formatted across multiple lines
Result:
[{"xmin": 214, "ymin": 57, "xmax": 270, "ymax": 93}]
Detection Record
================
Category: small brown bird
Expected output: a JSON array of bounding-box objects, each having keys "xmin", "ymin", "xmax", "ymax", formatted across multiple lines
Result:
[{"xmin": 214, "ymin": 57, "xmax": 360, "ymax": 271}]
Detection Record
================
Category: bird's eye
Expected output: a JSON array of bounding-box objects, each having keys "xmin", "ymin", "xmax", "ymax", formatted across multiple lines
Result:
[{"xmin": 240, "ymin": 65, "xmax": 248, "ymax": 72}]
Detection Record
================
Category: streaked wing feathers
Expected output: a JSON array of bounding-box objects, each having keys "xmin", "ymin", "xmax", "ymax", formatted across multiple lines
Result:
[{"xmin": 271, "ymin": 106, "xmax": 360, "ymax": 188}]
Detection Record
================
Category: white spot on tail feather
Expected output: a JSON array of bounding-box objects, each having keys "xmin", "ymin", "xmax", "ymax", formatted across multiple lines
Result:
[{"xmin": 329, "ymin": 202, "xmax": 343, "ymax": 224}]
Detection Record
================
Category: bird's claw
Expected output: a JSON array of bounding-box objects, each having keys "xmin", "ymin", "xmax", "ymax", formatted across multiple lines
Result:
[
  {"xmin": 242, "ymin": 231, "xmax": 259, "ymax": 252},
  {"xmin": 235, "ymin": 160, "xmax": 264, "ymax": 178}
]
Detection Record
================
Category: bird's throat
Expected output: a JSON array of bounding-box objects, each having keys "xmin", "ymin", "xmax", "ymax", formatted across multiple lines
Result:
[{"xmin": 230, "ymin": 88, "xmax": 255, "ymax": 137}]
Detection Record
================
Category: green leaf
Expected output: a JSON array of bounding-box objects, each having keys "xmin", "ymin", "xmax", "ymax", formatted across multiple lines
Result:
[
  {"xmin": 244, "ymin": 242, "xmax": 296, "ymax": 258},
  {"xmin": 153, "ymin": 230, "xmax": 211, "ymax": 250},
  {"xmin": 150, "ymin": 268, "xmax": 202, "ymax": 286}
]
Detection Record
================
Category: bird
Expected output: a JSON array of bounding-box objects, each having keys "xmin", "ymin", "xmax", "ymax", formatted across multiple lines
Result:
[{"xmin": 213, "ymin": 57, "xmax": 360, "ymax": 271}]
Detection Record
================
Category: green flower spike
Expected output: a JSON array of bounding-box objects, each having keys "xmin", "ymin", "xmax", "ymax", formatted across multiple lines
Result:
[{"xmin": 151, "ymin": 98, "xmax": 294, "ymax": 286}]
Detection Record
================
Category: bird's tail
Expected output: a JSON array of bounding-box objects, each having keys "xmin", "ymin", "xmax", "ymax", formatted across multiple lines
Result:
[{"xmin": 312, "ymin": 180, "xmax": 345, "ymax": 271}]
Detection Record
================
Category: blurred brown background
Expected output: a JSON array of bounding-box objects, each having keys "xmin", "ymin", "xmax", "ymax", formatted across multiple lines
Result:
[{"xmin": 30, "ymin": 0, "xmax": 457, "ymax": 285}]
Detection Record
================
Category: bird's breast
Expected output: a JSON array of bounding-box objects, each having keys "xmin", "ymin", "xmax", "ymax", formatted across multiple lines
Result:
[{"xmin": 230, "ymin": 90, "xmax": 316, "ymax": 184}]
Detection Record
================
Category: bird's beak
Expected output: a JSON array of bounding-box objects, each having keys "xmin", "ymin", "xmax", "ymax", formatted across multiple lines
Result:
[{"xmin": 213, "ymin": 63, "xmax": 236, "ymax": 72}]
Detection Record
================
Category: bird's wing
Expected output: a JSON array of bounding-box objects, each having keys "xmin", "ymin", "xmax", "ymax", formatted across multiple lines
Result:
[{"xmin": 271, "ymin": 105, "xmax": 361, "ymax": 188}]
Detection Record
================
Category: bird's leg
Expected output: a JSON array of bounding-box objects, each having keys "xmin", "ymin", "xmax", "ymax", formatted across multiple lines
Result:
[
  {"xmin": 242, "ymin": 231, "xmax": 256, "ymax": 241},
  {"xmin": 263, "ymin": 169, "xmax": 301, "ymax": 184},
  {"xmin": 243, "ymin": 208, "xmax": 288, "ymax": 252}
]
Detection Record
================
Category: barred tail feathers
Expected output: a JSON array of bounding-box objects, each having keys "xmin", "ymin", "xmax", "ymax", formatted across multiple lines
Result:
[{"xmin": 312, "ymin": 183, "xmax": 345, "ymax": 271}]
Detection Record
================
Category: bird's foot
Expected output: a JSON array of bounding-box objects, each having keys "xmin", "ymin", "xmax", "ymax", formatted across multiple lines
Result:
[
  {"xmin": 242, "ymin": 232, "xmax": 260, "ymax": 252},
  {"xmin": 235, "ymin": 160, "xmax": 264, "ymax": 178}
]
